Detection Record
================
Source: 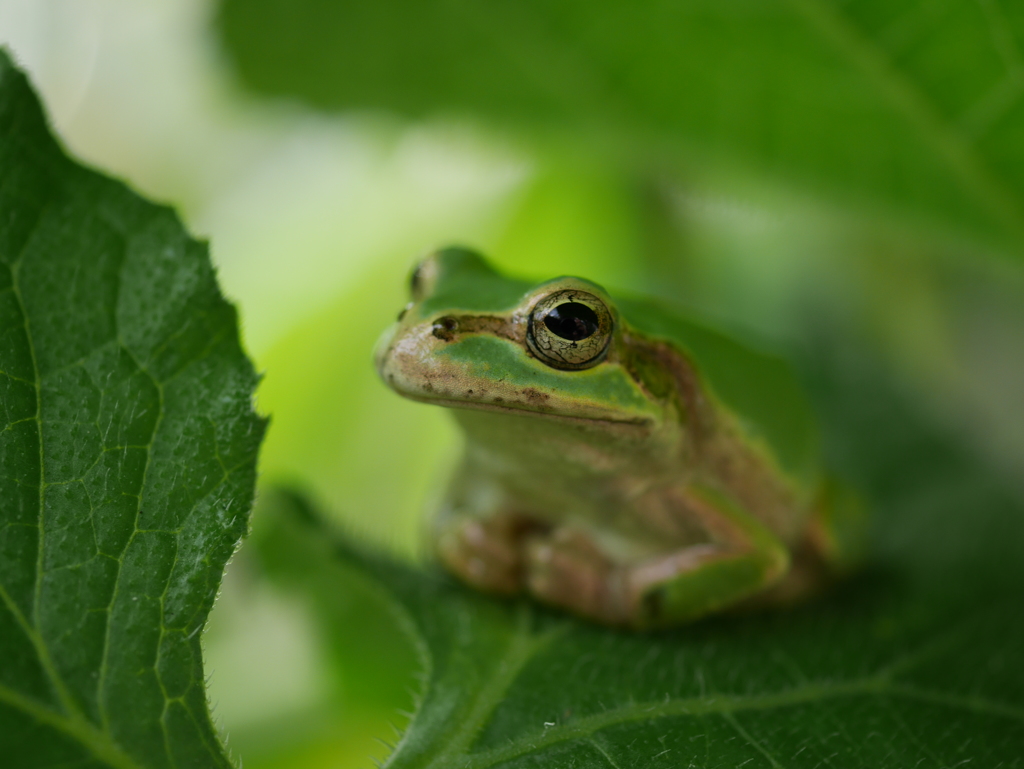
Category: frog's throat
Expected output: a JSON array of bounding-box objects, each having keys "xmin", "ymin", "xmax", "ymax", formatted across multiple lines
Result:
[{"xmin": 402, "ymin": 391, "xmax": 656, "ymax": 428}]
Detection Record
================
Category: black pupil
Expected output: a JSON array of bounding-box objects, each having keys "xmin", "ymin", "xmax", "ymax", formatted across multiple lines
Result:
[{"xmin": 543, "ymin": 302, "xmax": 599, "ymax": 341}]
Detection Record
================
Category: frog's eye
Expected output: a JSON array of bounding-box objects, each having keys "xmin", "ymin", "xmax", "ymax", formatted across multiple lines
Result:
[{"xmin": 527, "ymin": 290, "xmax": 613, "ymax": 370}]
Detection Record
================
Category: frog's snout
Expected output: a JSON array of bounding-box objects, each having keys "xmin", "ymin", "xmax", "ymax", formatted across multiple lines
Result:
[{"xmin": 376, "ymin": 319, "xmax": 451, "ymax": 400}]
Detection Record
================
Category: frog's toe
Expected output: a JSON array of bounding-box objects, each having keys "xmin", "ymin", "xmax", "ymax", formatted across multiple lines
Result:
[
  {"xmin": 524, "ymin": 528, "xmax": 629, "ymax": 625},
  {"xmin": 437, "ymin": 514, "xmax": 534, "ymax": 594}
]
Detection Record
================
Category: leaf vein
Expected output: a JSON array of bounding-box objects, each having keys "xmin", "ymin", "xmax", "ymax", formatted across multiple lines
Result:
[
  {"xmin": 0, "ymin": 682, "xmax": 139, "ymax": 769},
  {"xmin": 95, "ymin": 339, "xmax": 166, "ymax": 736},
  {"xmin": 721, "ymin": 710, "xmax": 786, "ymax": 769},
  {"xmin": 786, "ymin": 0, "xmax": 1024, "ymax": 243},
  {"xmin": 414, "ymin": 611, "xmax": 566, "ymax": 769},
  {"xmin": 887, "ymin": 684, "xmax": 1024, "ymax": 721},
  {"xmin": 8, "ymin": 252, "xmax": 83, "ymax": 723},
  {"xmin": 461, "ymin": 677, "xmax": 888, "ymax": 768}
]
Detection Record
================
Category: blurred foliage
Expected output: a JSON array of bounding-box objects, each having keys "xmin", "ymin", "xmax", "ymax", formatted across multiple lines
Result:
[{"xmin": 217, "ymin": 0, "xmax": 1024, "ymax": 254}]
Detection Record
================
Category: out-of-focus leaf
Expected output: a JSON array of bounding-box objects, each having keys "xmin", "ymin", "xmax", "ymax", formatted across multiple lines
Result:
[
  {"xmin": 0, "ymin": 50, "xmax": 265, "ymax": 767},
  {"xmin": 256, "ymin": 333, "xmax": 1024, "ymax": 766},
  {"xmin": 216, "ymin": 0, "xmax": 1024, "ymax": 255}
]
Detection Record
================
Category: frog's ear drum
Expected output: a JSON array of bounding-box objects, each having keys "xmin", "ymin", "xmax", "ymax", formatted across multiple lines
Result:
[{"xmin": 527, "ymin": 290, "xmax": 613, "ymax": 370}]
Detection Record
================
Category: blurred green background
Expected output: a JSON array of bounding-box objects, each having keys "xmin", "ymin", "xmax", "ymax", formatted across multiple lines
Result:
[{"xmin": 4, "ymin": 0, "xmax": 1023, "ymax": 766}]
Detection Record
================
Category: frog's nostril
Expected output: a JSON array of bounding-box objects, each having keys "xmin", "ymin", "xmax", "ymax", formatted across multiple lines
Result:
[{"xmin": 432, "ymin": 316, "xmax": 459, "ymax": 341}]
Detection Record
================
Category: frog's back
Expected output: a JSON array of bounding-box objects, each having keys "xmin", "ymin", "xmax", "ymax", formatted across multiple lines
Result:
[{"xmin": 618, "ymin": 298, "xmax": 820, "ymax": 488}]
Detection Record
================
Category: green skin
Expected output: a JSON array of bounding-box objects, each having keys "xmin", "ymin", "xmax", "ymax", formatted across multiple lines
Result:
[{"xmin": 377, "ymin": 247, "xmax": 863, "ymax": 628}]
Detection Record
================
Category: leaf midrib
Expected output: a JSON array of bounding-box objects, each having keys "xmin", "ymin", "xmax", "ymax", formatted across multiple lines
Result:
[
  {"xmin": 8, "ymin": 255, "xmax": 85, "ymax": 722},
  {"xmin": 412, "ymin": 610, "xmax": 566, "ymax": 769},
  {"xmin": 3, "ymin": 238, "xmax": 141, "ymax": 769},
  {"xmin": 0, "ymin": 681, "xmax": 140, "ymax": 769},
  {"xmin": 459, "ymin": 676, "xmax": 1024, "ymax": 768}
]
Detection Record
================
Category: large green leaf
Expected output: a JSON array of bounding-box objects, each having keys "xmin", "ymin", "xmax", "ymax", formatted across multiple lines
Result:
[
  {"xmin": 216, "ymin": 0, "xmax": 1024, "ymax": 255},
  {"xmin": 254, "ymin": 333, "xmax": 1024, "ymax": 767},
  {"xmin": 0, "ymin": 50, "xmax": 265, "ymax": 767}
]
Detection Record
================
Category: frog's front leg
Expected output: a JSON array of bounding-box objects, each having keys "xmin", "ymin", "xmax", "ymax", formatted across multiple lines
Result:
[
  {"xmin": 525, "ymin": 485, "xmax": 791, "ymax": 628},
  {"xmin": 436, "ymin": 508, "xmax": 547, "ymax": 595}
]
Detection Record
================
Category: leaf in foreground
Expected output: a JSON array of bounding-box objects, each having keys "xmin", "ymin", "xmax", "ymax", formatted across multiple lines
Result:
[
  {"xmin": 0, "ymin": 50, "xmax": 265, "ymax": 767},
  {"xmin": 257, "ymin": 354, "xmax": 1024, "ymax": 767}
]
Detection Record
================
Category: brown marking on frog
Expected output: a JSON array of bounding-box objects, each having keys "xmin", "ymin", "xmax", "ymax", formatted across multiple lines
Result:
[
  {"xmin": 520, "ymin": 388, "xmax": 550, "ymax": 405},
  {"xmin": 622, "ymin": 331, "xmax": 713, "ymax": 443},
  {"xmin": 622, "ymin": 331, "xmax": 803, "ymax": 541}
]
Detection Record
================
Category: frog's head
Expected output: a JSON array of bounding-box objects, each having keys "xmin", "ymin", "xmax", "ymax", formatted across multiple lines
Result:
[{"xmin": 376, "ymin": 247, "xmax": 669, "ymax": 427}]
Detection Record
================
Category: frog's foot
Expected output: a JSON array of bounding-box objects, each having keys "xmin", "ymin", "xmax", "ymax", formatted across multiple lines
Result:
[
  {"xmin": 618, "ymin": 486, "xmax": 791, "ymax": 627},
  {"xmin": 524, "ymin": 528, "xmax": 631, "ymax": 625},
  {"xmin": 523, "ymin": 486, "xmax": 791, "ymax": 627},
  {"xmin": 739, "ymin": 480, "xmax": 868, "ymax": 609},
  {"xmin": 627, "ymin": 545, "xmax": 789, "ymax": 626},
  {"xmin": 730, "ymin": 535, "xmax": 828, "ymax": 609},
  {"xmin": 437, "ymin": 513, "xmax": 544, "ymax": 595},
  {"xmin": 524, "ymin": 531, "xmax": 785, "ymax": 627}
]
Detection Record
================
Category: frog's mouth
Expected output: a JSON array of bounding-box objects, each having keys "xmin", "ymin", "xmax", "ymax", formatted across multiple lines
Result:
[
  {"xmin": 397, "ymin": 389, "xmax": 656, "ymax": 428},
  {"xmin": 379, "ymin": 352, "xmax": 656, "ymax": 428},
  {"xmin": 377, "ymin": 316, "xmax": 663, "ymax": 428}
]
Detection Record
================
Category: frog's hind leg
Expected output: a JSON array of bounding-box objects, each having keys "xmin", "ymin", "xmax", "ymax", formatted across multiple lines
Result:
[
  {"xmin": 522, "ymin": 526, "xmax": 626, "ymax": 623},
  {"xmin": 433, "ymin": 456, "xmax": 552, "ymax": 594},
  {"xmin": 524, "ymin": 485, "xmax": 791, "ymax": 628},
  {"xmin": 809, "ymin": 476, "xmax": 868, "ymax": 574},
  {"xmin": 735, "ymin": 476, "xmax": 868, "ymax": 609}
]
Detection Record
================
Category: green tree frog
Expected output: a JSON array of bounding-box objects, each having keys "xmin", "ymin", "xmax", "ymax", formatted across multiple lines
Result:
[{"xmin": 376, "ymin": 247, "xmax": 864, "ymax": 628}]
